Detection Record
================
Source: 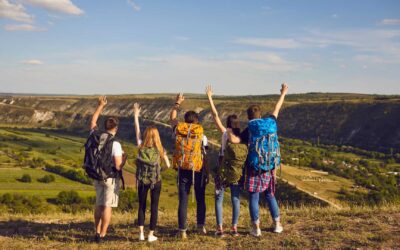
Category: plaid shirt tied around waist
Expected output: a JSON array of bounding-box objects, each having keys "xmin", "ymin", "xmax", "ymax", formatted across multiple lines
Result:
[{"xmin": 245, "ymin": 168, "xmax": 276, "ymax": 194}]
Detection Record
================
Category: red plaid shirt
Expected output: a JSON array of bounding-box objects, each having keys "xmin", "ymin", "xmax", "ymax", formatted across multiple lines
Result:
[{"xmin": 245, "ymin": 168, "xmax": 275, "ymax": 193}]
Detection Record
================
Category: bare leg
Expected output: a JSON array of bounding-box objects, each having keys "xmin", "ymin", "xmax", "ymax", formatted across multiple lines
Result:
[
  {"xmin": 100, "ymin": 207, "xmax": 112, "ymax": 237},
  {"xmin": 94, "ymin": 205, "xmax": 104, "ymax": 234}
]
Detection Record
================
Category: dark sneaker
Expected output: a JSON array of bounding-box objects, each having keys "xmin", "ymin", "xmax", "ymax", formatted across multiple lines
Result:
[{"xmin": 94, "ymin": 233, "xmax": 101, "ymax": 243}]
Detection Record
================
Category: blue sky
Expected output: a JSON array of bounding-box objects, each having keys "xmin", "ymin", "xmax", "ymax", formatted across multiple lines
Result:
[{"xmin": 0, "ymin": 0, "xmax": 399, "ymax": 95}]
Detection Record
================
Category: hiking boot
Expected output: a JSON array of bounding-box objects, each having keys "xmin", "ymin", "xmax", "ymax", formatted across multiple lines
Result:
[
  {"xmin": 139, "ymin": 232, "xmax": 145, "ymax": 241},
  {"xmin": 249, "ymin": 227, "xmax": 262, "ymax": 237},
  {"xmin": 148, "ymin": 234, "xmax": 158, "ymax": 242},
  {"xmin": 273, "ymin": 222, "xmax": 283, "ymax": 233},
  {"xmin": 230, "ymin": 226, "xmax": 240, "ymax": 237},
  {"xmin": 94, "ymin": 233, "xmax": 101, "ymax": 243}
]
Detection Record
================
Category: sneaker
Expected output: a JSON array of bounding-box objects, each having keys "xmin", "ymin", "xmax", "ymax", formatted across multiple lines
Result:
[
  {"xmin": 273, "ymin": 222, "xmax": 283, "ymax": 233},
  {"xmin": 249, "ymin": 227, "xmax": 262, "ymax": 237},
  {"xmin": 198, "ymin": 226, "xmax": 207, "ymax": 235},
  {"xmin": 139, "ymin": 232, "xmax": 145, "ymax": 241},
  {"xmin": 179, "ymin": 230, "xmax": 188, "ymax": 240},
  {"xmin": 148, "ymin": 234, "xmax": 158, "ymax": 242},
  {"xmin": 230, "ymin": 227, "xmax": 240, "ymax": 237},
  {"xmin": 215, "ymin": 229, "xmax": 225, "ymax": 238},
  {"xmin": 94, "ymin": 233, "xmax": 101, "ymax": 243}
]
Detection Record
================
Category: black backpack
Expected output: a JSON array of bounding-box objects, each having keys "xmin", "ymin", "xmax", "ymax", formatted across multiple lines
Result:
[{"xmin": 84, "ymin": 130, "xmax": 118, "ymax": 180}]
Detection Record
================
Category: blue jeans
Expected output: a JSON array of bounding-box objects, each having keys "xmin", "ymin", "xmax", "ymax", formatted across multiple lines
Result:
[
  {"xmin": 215, "ymin": 184, "xmax": 241, "ymax": 227},
  {"xmin": 248, "ymin": 189, "xmax": 280, "ymax": 224}
]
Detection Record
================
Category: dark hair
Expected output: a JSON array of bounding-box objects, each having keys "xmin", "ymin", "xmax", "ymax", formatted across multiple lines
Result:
[
  {"xmin": 226, "ymin": 114, "xmax": 241, "ymax": 136},
  {"xmin": 184, "ymin": 111, "xmax": 199, "ymax": 124},
  {"xmin": 104, "ymin": 117, "xmax": 119, "ymax": 130},
  {"xmin": 247, "ymin": 105, "xmax": 262, "ymax": 120}
]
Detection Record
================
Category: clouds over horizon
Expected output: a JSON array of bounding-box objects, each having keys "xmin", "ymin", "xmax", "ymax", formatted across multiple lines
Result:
[{"xmin": 0, "ymin": 0, "xmax": 83, "ymax": 31}]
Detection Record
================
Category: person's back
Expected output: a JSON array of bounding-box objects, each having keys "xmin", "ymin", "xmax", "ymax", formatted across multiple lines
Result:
[
  {"xmin": 133, "ymin": 102, "xmax": 171, "ymax": 242},
  {"xmin": 242, "ymin": 84, "xmax": 288, "ymax": 237},
  {"xmin": 205, "ymin": 85, "xmax": 245, "ymax": 237},
  {"xmin": 170, "ymin": 93, "xmax": 209, "ymax": 239},
  {"xmin": 88, "ymin": 96, "xmax": 126, "ymax": 243}
]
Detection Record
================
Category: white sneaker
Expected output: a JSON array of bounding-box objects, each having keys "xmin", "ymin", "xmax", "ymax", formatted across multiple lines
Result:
[
  {"xmin": 250, "ymin": 227, "xmax": 262, "ymax": 237},
  {"xmin": 148, "ymin": 234, "xmax": 158, "ymax": 242},
  {"xmin": 274, "ymin": 223, "xmax": 283, "ymax": 233},
  {"xmin": 198, "ymin": 226, "xmax": 207, "ymax": 235},
  {"xmin": 139, "ymin": 232, "xmax": 145, "ymax": 241}
]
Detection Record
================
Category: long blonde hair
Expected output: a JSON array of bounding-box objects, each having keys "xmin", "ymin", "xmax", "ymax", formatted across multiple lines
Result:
[{"xmin": 140, "ymin": 126, "xmax": 165, "ymax": 158}]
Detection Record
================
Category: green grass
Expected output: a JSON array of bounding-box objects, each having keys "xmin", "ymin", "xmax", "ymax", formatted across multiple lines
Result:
[
  {"xmin": 280, "ymin": 165, "xmax": 365, "ymax": 207},
  {"xmin": 0, "ymin": 206, "xmax": 398, "ymax": 249},
  {"xmin": 0, "ymin": 168, "xmax": 93, "ymax": 198}
]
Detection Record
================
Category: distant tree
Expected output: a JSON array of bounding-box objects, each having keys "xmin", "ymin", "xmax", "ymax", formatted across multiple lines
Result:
[
  {"xmin": 37, "ymin": 174, "xmax": 55, "ymax": 183},
  {"xmin": 18, "ymin": 174, "xmax": 32, "ymax": 183}
]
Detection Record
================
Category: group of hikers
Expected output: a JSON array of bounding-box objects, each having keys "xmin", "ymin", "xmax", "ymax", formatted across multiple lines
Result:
[{"xmin": 84, "ymin": 83, "xmax": 289, "ymax": 243}]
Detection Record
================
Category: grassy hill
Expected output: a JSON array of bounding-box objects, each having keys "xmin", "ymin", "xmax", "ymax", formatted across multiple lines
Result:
[{"xmin": 0, "ymin": 206, "xmax": 399, "ymax": 249}]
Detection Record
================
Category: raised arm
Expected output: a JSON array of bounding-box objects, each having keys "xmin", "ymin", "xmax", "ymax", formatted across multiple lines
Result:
[
  {"xmin": 90, "ymin": 96, "xmax": 107, "ymax": 130},
  {"xmin": 133, "ymin": 103, "xmax": 142, "ymax": 146},
  {"xmin": 272, "ymin": 83, "xmax": 288, "ymax": 119},
  {"xmin": 206, "ymin": 85, "xmax": 226, "ymax": 133},
  {"xmin": 163, "ymin": 151, "xmax": 171, "ymax": 168},
  {"xmin": 170, "ymin": 93, "xmax": 184, "ymax": 126},
  {"xmin": 227, "ymin": 128, "xmax": 241, "ymax": 144}
]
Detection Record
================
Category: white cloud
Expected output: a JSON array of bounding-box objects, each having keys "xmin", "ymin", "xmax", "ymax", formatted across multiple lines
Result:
[
  {"xmin": 228, "ymin": 52, "xmax": 286, "ymax": 64},
  {"xmin": 174, "ymin": 35, "xmax": 190, "ymax": 41},
  {"xmin": 380, "ymin": 19, "xmax": 400, "ymax": 25},
  {"xmin": 0, "ymin": 0, "xmax": 33, "ymax": 23},
  {"xmin": 24, "ymin": 0, "xmax": 84, "ymax": 15},
  {"xmin": 127, "ymin": 0, "xmax": 141, "ymax": 12},
  {"xmin": 139, "ymin": 52, "xmax": 305, "ymax": 73},
  {"xmin": 233, "ymin": 38, "xmax": 301, "ymax": 49},
  {"xmin": 21, "ymin": 59, "xmax": 43, "ymax": 65},
  {"xmin": 4, "ymin": 23, "xmax": 45, "ymax": 31},
  {"xmin": 332, "ymin": 14, "xmax": 338, "ymax": 18}
]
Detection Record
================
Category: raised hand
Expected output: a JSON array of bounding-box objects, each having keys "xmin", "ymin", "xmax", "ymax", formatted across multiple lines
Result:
[
  {"xmin": 133, "ymin": 103, "xmax": 141, "ymax": 116},
  {"xmin": 280, "ymin": 83, "xmax": 289, "ymax": 95},
  {"xmin": 98, "ymin": 96, "xmax": 108, "ymax": 107},
  {"xmin": 205, "ymin": 85, "xmax": 213, "ymax": 98},
  {"xmin": 175, "ymin": 93, "xmax": 185, "ymax": 105}
]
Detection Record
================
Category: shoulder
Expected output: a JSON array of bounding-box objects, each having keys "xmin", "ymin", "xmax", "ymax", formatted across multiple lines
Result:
[{"xmin": 266, "ymin": 115, "xmax": 277, "ymax": 121}]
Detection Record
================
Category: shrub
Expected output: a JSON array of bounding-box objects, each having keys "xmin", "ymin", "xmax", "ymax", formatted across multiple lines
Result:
[
  {"xmin": 0, "ymin": 193, "xmax": 51, "ymax": 214},
  {"xmin": 37, "ymin": 174, "xmax": 56, "ymax": 183},
  {"xmin": 18, "ymin": 174, "xmax": 32, "ymax": 183},
  {"xmin": 55, "ymin": 191, "xmax": 94, "ymax": 213},
  {"xmin": 46, "ymin": 165, "xmax": 92, "ymax": 185},
  {"xmin": 117, "ymin": 188, "xmax": 138, "ymax": 212},
  {"xmin": 55, "ymin": 190, "xmax": 82, "ymax": 205}
]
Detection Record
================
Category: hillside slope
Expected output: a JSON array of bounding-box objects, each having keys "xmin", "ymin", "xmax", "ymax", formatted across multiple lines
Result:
[
  {"xmin": 1, "ymin": 94, "xmax": 399, "ymax": 153},
  {"xmin": 0, "ymin": 206, "xmax": 399, "ymax": 249}
]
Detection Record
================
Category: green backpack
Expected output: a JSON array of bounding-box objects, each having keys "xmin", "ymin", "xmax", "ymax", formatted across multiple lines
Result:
[
  {"xmin": 218, "ymin": 143, "xmax": 248, "ymax": 186},
  {"xmin": 136, "ymin": 147, "xmax": 161, "ymax": 188}
]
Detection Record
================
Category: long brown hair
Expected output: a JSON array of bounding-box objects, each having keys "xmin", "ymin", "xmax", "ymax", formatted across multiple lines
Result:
[{"xmin": 140, "ymin": 126, "xmax": 165, "ymax": 158}]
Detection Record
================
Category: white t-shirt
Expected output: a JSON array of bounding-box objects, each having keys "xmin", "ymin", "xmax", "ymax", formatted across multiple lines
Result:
[
  {"xmin": 112, "ymin": 141, "xmax": 123, "ymax": 157},
  {"xmin": 219, "ymin": 130, "xmax": 228, "ymax": 156}
]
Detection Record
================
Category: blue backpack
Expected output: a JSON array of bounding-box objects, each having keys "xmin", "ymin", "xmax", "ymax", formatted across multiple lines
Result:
[{"xmin": 248, "ymin": 117, "xmax": 281, "ymax": 172}]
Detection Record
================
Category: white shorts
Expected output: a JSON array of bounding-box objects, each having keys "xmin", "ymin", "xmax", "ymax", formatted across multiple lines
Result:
[{"xmin": 94, "ymin": 178, "xmax": 120, "ymax": 208}]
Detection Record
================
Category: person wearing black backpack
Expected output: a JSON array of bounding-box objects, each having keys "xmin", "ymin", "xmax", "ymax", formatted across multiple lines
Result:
[
  {"xmin": 86, "ymin": 96, "xmax": 126, "ymax": 243},
  {"xmin": 133, "ymin": 103, "xmax": 170, "ymax": 242}
]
